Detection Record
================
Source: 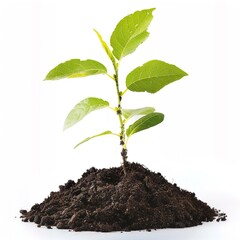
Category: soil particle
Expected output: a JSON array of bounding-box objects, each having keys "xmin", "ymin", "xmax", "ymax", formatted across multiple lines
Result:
[
  {"xmin": 20, "ymin": 162, "xmax": 226, "ymax": 232},
  {"xmin": 33, "ymin": 215, "xmax": 41, "ymax": 224},
  {"xmin": 20, "ymin": 209, "xmax": 27, "ymax": 215}
]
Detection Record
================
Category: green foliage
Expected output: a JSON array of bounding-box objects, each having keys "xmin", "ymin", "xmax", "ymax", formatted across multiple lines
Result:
[
  {"xmin": 63, "ymin": 97, "xmax": 109, "ymax": 130},
  {"xmin": 122, "ymin": 107, "xmax": 155, "ymax": 121},
  {"xmin": 94, "ymin": 29, "xmax": 116, "ymax": 65},
  {"xmin": 126, "ymin": 60, "xmax": 188, "ymax": 93},
  {"xmin": 45, "ymin": 59, "xmax": 107, "ymax": 80},
  {"xmin": 110, "ymin": 8, "xmax": 155, "ymax": 60},
  {"xmin": 74, "ymin": 131, "xmax": 114, "ymax": 149},
  {"xmin": 45, "ymin": 8, "xmax": 188, "ymax": 166},
  {"xmin": 126, "ymin": 112, "xmax": 164, "ymax": 137}
]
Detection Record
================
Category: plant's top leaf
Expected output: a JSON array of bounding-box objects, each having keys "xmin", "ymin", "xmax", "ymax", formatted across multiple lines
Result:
[
  {"xmin": 74, "ymin": 131, "xmax": 113, "ymax": 149},
  {"xmin": 126, "ymin": 60, "xmax": 188, "ymax": 93},
  {"xmin": 45, "ymin": 59, "xmax": 107, "ymax": 80},
  {"xmin": 64, "ymin": 97, "xmax": 109, "ymax": 130},
  {"xmin": 110, "ymin": 8, "xmax": 155, "ymax": 60},
  {"xmin": 94, "ymin": 29, "xmax": 116, "ymax": 64},
  {"xmin": 126, "ymin": 112, "xmax": 164, "ymax": 137},
  {"xmin": 122, "ymin": 107, "xmax": 155, "ymax": 120}
]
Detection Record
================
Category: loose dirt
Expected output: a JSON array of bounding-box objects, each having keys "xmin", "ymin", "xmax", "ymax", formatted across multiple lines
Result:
[{"xmin": 20, "ymin": 162, "xmax": 226, "ymax": 232}]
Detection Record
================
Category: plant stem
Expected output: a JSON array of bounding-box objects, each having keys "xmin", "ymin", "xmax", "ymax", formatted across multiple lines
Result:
[{"xmin": 113, "ymin": 63, "xmax": 128, "ymax": 175}]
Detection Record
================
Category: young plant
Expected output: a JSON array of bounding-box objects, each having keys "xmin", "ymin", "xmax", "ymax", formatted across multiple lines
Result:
[{"xmin": 45, "ymin": 8, "xmax": 188, "ymax": 175}]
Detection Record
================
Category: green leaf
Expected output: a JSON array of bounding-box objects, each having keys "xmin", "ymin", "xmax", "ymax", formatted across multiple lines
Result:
[
  {"xmin": 64, "ymin": 97, "xmax": 109, "ymax": 130},
  {"xmin": 110, "ymin": 8, "xmax": 155, "ymax": 60},
  {"xmin": 93, "ymin": 29, "xmax": 116, "ymax": 65},
  {"xmin": 122, "ymin": 107, "xmax": 155, "ymax": 120},
  {"xmin": 45, "ymin": 59, "xmax": 107, "ymax": 80},
  {"xmin": 126, "ymin": 60, "xmax": 188, "ymax": 93},
  {"xmin": 126, "ymin": 112, "xmax": 164, "ymax": 137},
  {"xmin": 74, "ymin": 131, "xmax": 113, "ymax": 149}
]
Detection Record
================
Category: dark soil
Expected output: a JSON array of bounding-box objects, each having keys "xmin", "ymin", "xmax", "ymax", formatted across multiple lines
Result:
[{"xmin": 20, "ymin": 162, "xmax": 226, "ymax": 232}]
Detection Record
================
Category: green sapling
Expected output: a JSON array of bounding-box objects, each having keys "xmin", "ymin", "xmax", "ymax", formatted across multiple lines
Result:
[{"xmin": 45, "ymin": 8, "xmax": 188, "ymax": 175}]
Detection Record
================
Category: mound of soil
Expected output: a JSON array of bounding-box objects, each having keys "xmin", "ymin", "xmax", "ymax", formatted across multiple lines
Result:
[{"xmin": 20, "ymin": 162, "xmax": 226, "ymax": 232}]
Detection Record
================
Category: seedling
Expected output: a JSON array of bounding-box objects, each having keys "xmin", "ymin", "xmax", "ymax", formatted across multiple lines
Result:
[{"xmin": 45, "ymin": 8, "xmax": 188, "ymax": 175}]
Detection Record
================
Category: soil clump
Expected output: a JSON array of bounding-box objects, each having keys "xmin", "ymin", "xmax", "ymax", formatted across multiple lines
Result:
[{"xmin": 20, "ymin": 162, "xmax": 226, "ymax": 232}]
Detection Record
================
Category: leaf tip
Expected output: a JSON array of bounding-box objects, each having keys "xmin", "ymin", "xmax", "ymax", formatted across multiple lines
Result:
[
  {"xmin": 145, "ymin": 8, "xmax": 156, "ymax": 16},
  {"xmin": 44, "ymin": 75, "xmax": 50, "ymax": 81},
  {"xmin": 63, "ymin": 124, "xmax": 69, "ymax": 131},
  {"xmin": 73, "ymin": 144, "xmax": 79, "ymax": 150}
]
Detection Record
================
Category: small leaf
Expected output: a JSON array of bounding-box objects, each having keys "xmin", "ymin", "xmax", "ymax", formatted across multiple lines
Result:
[
  {"xmin": 110, "ymin": 8, "xmax": 155, "ymax": 60},
  {"xmin": 45, "ymin": 59, "xmax": 107, "ymax": 80},
  {"xmin": 74, "ymin": 131, "xmax": 113, "ymax": 149},
  {"xmin": 126, "ymin": 60, "xmax": 188, "ymax": 93},
  {"xmin": 122, "ymin": 107, "xmax": 155, "ymax": 120},
  {"xmin": 94, "ymin": 29, "xmax": 116, "ymax": 64},
  {"xmin": 64, "ymin": 97, "xmax": 109, "ymax": 130},
  {"xmin": 126, "ymin": 112, "xmax": 164, "ymax": 137}
]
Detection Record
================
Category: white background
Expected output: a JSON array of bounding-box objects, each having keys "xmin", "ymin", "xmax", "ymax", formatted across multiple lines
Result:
[{"xmin": 0, "ymin": 0, "xmax": 239, "ymax": 239}]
